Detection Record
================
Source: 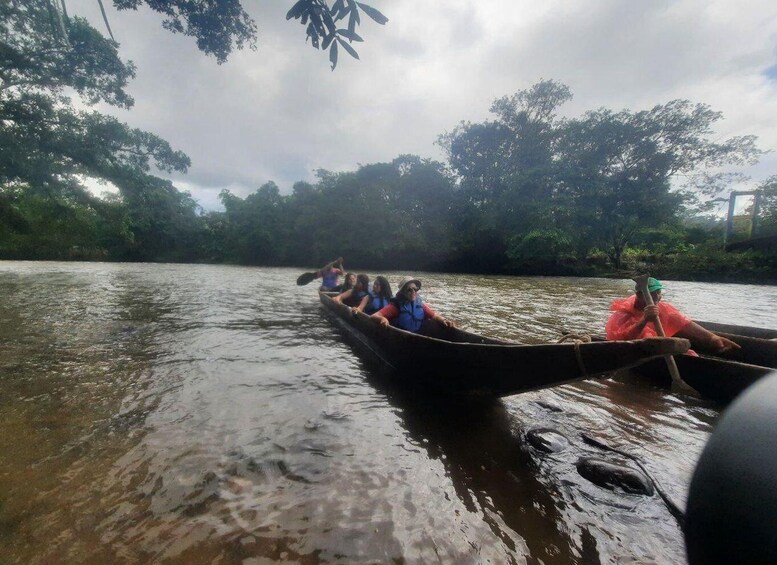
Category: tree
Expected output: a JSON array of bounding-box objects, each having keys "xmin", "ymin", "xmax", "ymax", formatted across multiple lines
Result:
[
  {"xmin": 557, "ymin": 102, "xmax": 761, "ymax": 267},
  {"xmin": 440, "ymin": 80, "xmax": 762, "ymax": 270},
  {"xmin": 66, "ymin": 1, "xmax": 388, "ymax": 67},
  {"xmin": 0, "ymin": 1, "xmax": 195, "ymax": 259},
  {"xmin": 220, "ymin": 181, "xmax": 289, "ymax": 264},
  {"xmin": 438, "ymin": 80, "xmax": 572, "ymax": 269},
  {"xmin": 111, "ymin": 0, "xmax": 257, "ymax": 64},
  {"xmin": 211, "ymin": 155, "xmax": 455, "ymax": 269}
]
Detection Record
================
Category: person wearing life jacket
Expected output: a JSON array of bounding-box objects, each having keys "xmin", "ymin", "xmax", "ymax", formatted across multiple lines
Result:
[
  {"xmin": 316, "ymin": 257, "xmax": 344, "ymax": 291},
  {"xmin": 605, "ymin": 277, "xmax": 740, "ymax": 354},
  {"xmin": 339, "ymin": 272, "xmax": 356, "ymax": 293},
  {"xmin": 362, "ymin": 276, "xmax": 393, "ymax": 314},
  {"xmin": 371, "ymin": 278, "xmax": 454, "ymax": 332},
  {"xmin": 333, "ymin": 274, "xmax": 370, "ymax": 308}
]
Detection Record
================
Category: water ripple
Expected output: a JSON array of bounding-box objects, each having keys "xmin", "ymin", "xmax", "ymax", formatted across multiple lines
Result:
[{"xmin": 1, "ymin": 263, "xmax": 773, "ymax": 564}]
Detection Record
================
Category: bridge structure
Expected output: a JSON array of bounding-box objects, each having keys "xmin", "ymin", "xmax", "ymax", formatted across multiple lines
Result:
[{"xmin": 724, "ymin": 190, "xmax": 777, "ymax": 251}]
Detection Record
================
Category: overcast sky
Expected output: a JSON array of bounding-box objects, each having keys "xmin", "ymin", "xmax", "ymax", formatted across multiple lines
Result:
[{"xmin": 68, "ymin": 0, "xmax": 777, "ymax": 211}]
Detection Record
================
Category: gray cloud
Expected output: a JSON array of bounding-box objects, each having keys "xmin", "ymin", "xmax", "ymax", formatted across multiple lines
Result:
[{"xmin": 69, "ymin": 0, "xmax": 777, "ymax": 210}]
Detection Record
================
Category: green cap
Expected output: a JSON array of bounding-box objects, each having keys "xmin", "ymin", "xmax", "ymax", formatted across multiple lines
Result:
[{"xmin": 647, "ymin": 277, "xmax": 664, "ymax": 292}]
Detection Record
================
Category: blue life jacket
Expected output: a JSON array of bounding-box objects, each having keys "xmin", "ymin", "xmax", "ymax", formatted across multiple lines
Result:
[
  {"xmin": 321, "ymin": 268, "xmax": 340, "ymax": 289},
  {"xmin": 365, "ymin": 291, "xmax": 390, "ymax": 314},
  {"xmin": 392, "ymin": 297, "xmax": 425, "ymax": 332}
]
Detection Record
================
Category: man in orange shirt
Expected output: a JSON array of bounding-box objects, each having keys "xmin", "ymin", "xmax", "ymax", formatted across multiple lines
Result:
[{"xmin": 606, "ymin": 278, "xmax": 740, "ymax": 353}]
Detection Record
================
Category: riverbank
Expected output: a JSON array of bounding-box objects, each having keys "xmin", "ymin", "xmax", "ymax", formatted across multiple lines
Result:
[
  {"xmin": 501, "ymin": 248, "xmax": 777, "ymax": 285},
  {"xmin": 3, "ymin": 247, "xmax": 776, "ymax": 285}
]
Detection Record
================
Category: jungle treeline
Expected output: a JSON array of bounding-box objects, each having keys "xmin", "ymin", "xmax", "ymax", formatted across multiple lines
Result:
[{"xmin": 2, "ymin": 4, "xmax": 777, "ymax": 282}]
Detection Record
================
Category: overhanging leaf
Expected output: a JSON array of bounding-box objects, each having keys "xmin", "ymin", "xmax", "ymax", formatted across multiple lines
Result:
[
  {"xmin": 286, "ymin": 0, "xmax": 306, "ymax": 20},
  {"xmin": 356, "ymin": 2, "xmax": 389, "ymax": 25},
  {"xmin": 306, "ymin": 22, "xmax": 319, "ymax": 48},
  {"xmin": 322, "ymin": 8, "xmax": 336, "ymax": 34},
  {"xmin": 337, "ymin": 37, "xmax": 359, "ymax": 60},
  {"xmin": 329, "ymin": 40, "xmax": 338, "ymax": 70},
  {"xmin": 332, "ymin": 0, "xmax": 345, "ymax": 18},
  {"xmin": 336, "ymin": 28, "xmax": 363, "ymax": 42}
]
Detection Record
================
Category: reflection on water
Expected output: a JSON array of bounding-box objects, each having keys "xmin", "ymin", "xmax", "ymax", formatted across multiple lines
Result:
[{"xmin": 0, "ymin": 262, "xmax": 775, "ymax": 563}]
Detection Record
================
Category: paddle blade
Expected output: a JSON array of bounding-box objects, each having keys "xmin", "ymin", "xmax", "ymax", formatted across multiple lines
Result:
[{"xmin": 296, "ymin": 272, "xmax": 317, "ymax": 286}]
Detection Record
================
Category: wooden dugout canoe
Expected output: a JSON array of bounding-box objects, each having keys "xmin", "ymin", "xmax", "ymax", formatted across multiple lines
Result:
[
  {"xmin": 574, "ymin": 322, "xmax": 777, "ymax": 403},
  {"xmin": 319, "ymin": 292, "xmax": 690, "ymax": 398}
]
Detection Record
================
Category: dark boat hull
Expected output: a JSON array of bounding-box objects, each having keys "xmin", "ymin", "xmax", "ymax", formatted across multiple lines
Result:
[
  {"xmin": 578, "ymin": 322, "xmax": 777, "ymax": 403},
  {"xmin": 645, "ymin": 321, "xmax": 777, "ymax": 402},
  {"xmin": 320, "ymin": 292, "xmax": 690, "ymax": 398},
  {"xmin": 633, "ymin": 355, "xmax": 773, "ymax": 404}
]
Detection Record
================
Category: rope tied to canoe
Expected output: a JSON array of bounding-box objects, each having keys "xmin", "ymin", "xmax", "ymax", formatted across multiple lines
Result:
[{"xmin": 557, "ymin": 334, "xmax": 592, "ymax": 377}]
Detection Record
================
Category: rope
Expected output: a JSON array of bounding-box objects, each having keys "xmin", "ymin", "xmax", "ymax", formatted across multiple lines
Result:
[{"xmin": 557, "ymin": 334, "xmax": 592, "ymax": 377}]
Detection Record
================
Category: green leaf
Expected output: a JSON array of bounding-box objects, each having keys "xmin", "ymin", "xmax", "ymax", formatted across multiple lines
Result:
[
  {"xmin": 329, "ymin": 41, "xmax": 338, "ymax": 70},
  {"xmin": 322, "ymin": 9, "xmax": 336, "ymax": 34},
  {"xmin": 286, "ymin": 0, "xmax": 306, "ymax": 20},
  {"xmin": 337, "ymin": 37, "xmax": 360, "ymax": 60},
  {"xmin": 347, "ymin": 0, "xmax": 360, "ymax": 33},
  {"xmin": 356, "ymin": 2, "xmax": 389, "ymax": 25},
  {"xmin": 336, "ymin": 28, "xmax": 363, "ymax": 42},
  {"xmin": 306, "ymin": 22, "xmax": 319, "ymax": 48}
]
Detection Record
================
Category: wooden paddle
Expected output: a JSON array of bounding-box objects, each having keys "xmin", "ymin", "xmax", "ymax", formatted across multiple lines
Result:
[
  {"xmin": 633, "ymin": 275, "xmax": 696, "ymax": 392},
  {"xmin": 296, "ymin": 257, "xmax": 343, "ymax": 286}
]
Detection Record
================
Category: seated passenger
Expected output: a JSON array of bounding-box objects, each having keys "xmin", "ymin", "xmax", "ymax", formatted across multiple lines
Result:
[
  {"xmin": 606, "ymin": 277, "xmax": 740, "ymax": 353},
  {"xmin": 361, "ymin": 276, "xmax": 393, "ymax": 314},
  {"xmin": 371, "ymin": 277, "xmax": 454, "ymax": 332},
  {"xmin": 339, "ymin": 272, "xmax": 357, "ymax": 293},
  {"xmin": 333, "ymin": 274, "xmax": 369, "ymax": 308}
]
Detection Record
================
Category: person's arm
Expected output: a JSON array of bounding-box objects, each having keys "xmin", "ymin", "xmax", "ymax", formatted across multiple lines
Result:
[
  {"xmin": 675, "ymin": 322, "xmax": 742, "ymax": 353},
  {"xmin": 606, "ymin": 309, "xmax": 657, "ymax": 340},
  {"xmin": 332, "ymin": 288, "xmax": 353, "ymax": 304},
  {"xmin": 371, "ymin": 303, "xmax": 398, "ymax": 328},
  {"xmin": 353, "ymin": 294, "xmax": 370, "ymax": 313},
  {"xmin": 422, "ymin": 303, "xmax": 455, "ymax": 328}
]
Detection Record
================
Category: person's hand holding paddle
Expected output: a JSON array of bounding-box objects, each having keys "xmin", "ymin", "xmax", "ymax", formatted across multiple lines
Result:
[{"xmin": 643, "ymin": 304, "xmax": 660, "ymax": 325}]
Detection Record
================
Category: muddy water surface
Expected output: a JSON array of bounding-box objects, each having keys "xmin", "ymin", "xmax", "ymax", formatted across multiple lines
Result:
[{"xmin": 1, "ymin": 262, "xmax": 775, "ymax": 563}]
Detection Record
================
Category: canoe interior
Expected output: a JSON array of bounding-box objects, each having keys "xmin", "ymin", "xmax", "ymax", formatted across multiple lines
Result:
[
  {"xmin": 698, "ymin": 320, "xmax": 777, "ymax": 340},
  {"xmin": 701, "ymin": 332, "xmax": 777, "ymax": 369}
]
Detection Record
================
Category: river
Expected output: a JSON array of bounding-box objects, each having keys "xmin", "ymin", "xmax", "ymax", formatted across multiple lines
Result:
[{"xmin": 1, "ymin": 262, "xmax": 775, "ymax": 564}]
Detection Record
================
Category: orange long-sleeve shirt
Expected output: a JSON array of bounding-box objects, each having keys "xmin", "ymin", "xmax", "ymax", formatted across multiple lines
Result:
[{"xmin": 605, "ymin": 294, "xmax": 692, "ymax": 341}]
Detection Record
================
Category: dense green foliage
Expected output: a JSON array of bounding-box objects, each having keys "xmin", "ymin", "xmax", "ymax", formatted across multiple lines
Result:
[{"xmin": 1, "ymin": 4, "xmax": 774, "ymax": 281}]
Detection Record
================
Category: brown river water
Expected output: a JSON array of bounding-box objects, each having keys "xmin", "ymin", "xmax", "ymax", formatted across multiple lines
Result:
[{"xmin": 1, "ymin": 262, "xmax": 776, "ymax": 564}]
